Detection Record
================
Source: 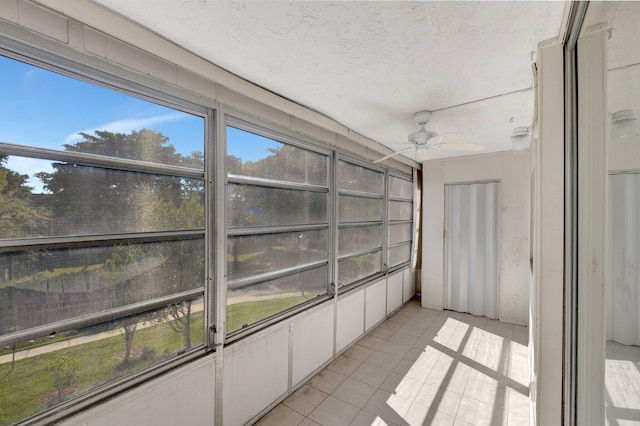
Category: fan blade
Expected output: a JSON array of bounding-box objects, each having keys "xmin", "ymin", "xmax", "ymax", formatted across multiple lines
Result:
[
  {"xmin": 439, "ymin": 143, "xmax": 485, "ymax": 152},
  {"xmin": 373, "ymin": 146, "xmax": 415, "ymax": 164},
  {"xmin": 428, "ymin": 132, "xmax": 463, "ymax": 144}
]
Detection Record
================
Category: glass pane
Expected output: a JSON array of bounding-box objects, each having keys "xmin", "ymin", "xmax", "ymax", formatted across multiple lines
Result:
[
  {"xmin": 0, "ymin": 238, "xmax": 204, "ymax": 335},
  {"xmin": 227, "ymin": 266, "xmax": 327, "ymax": 333},
  {"xmin": 338, "ymin": 160, "xmax": 383, "ymax": 194},
  {"xmin": 389, "ymin": 223, "xmax": 412, "ymax": 245},
  {"xmin": 338, "ymin": 225, "xmax": 382, "ymax": 256},
  {"xmin": 389, "ymin": 244, "xmax": 411, "ymax": 267},
  {"xmin": 338, "ymin": 251, "xmax": 382, "ymax": 287},
  {"xmin": 390, "ymin": 176, "xmax": 413, "ymax": 200},
  {"xmin": 339, "ymin": 195, "xmax": 382, "ymax": 223},
  {"xmin": 0, "ymin": 156, "xmax": 204, "ymax": 239},
  {"xmin": 227, "ymin": 127, "xmax": 327, "ymax": 186},
  {"xmin": 227, "ymin": 230, "xmax": 328, "ymax": 281},
  {"xmin": 1, "ymin": 56, "xmax": 204, "ymax": 168},
  {"xmin": 0, "ymin": 297, "xmax": 204, "ymax": 425},
  {"xmin": 227, "ymin": 184, "xmax": 327, "ymax": 228},
  {"xmin": 389, "ymin": 200, "xmax": 413, "ymax": 221}
]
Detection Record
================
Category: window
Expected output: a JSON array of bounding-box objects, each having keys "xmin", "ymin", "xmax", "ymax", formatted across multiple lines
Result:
[
  {"xmin": 337, "ymin": 159, "xmax": 384, "ymax": 287},
  {"xmin": 0, "ymin": 34, "xmax": 417, "ymax": 424},
  {"xmin": 225, "ymin": 124, "xmax": 330, "ymax": 334},
  {"xmin": 0, "ymin": 54, "xmax": 206, "ymax": 425},
  {"xmin": 388, "ymin": 175, "xmax": 414, "ymax": 268}
]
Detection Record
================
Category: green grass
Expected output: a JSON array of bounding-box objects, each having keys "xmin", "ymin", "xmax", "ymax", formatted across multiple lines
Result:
[
  {"xmin": 0, "ymin": 313, "xmax": 203, "ymax": 426},
  {"xmin": 226, "ymin": 294, "xmax": 316, "ymax": 333},
  {"xmin": 0, "ymin": 264, "xmax": 103, "ymax": 289},
  {"xmin": 0, "ymin": 289, "xmax": 321, "ymax": 424}
]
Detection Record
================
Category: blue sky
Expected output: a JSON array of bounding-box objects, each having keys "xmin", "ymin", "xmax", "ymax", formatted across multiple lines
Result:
[
  {"xmin": 0, "ymin": 56, "xmax": 253, "ymax": 193},
  {"xmin": 1, "ymin": 55, "xmax": 281, "ymax": 193}
]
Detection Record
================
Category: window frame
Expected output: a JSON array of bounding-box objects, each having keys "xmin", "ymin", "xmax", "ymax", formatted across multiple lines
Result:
[
  {"xmin": 387, "ymin": 172, "xmax": 414, "ymax": 271},
  {"xmin": 0, "ymin": 29, "xmax": 418, "ymax": 425},
  {"xmin": 336, "ymin": 155, "xmax": 387, "ymax": 290},
  {"xmin": 223, "ymin": 114, "xmax": 334, "ymax": 339},
  {"xmin": 0, "ymin": 36, "xmax": 213, "ymax": 425}
]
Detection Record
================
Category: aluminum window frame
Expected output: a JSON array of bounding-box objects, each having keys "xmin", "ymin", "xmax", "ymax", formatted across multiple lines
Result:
[
  {"xmin": 0, "ymin": 38, "xmax": 213, "ymax": 425},
  {"xmin": 224, "ymin": 114, "xmax": 333, "ymax": 338},
  {"xmin": 336, "ymin": 155, "xmax": 387, "ymax": 289},
  {"xmin": 387, "ymin": 171, "xmax": 414, "ymax": 271}
]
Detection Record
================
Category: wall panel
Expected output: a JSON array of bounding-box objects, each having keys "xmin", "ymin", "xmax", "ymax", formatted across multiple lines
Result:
[
  {"xmin": 291, "ymin": 303, "xmax": 335, "ymax": 385},
  {"xmin": 387, "ymin": 272, "xmax": 404, "ymax": 313},
  {"xmin": 336, "ymin": 291, "xmax": 365, "ymax": 352},
  {"xmin": 61, "ymin": 357, "xmax": 216, "ymax": 426},
  {"xmin": 403, "ymin": 268, "xmax": 415, "ymax": 303},
  {"xmin": 366, "ymin": 279, "xmax": 388, "ymax": 330},
  {"xmin": 223, "ymin": 326, "xmax": 289, "ymax": 426}
]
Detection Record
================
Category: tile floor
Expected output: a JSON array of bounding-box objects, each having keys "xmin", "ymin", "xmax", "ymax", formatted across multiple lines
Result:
[
  {"xmin": 255, "ymin": 299, "xmax": 530, "ymax": 426},
  {"xmin": 606, "ymin": 341, "xmax": 640, "ymax": 425}
]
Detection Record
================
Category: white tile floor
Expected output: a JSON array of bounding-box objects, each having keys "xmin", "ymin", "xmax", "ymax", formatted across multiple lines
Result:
[
  {"xmin": 606, "ymin": 341, "xmax": 640, "ymax": 425},
  {"xmin": 256, "ymin": 300, "xmax": 530, "ymax": 426}
]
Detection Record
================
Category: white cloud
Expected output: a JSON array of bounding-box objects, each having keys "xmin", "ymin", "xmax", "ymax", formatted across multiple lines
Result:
[{"xmin": 64, "ymin": 112, "xmax": 186, "ymax": 145}]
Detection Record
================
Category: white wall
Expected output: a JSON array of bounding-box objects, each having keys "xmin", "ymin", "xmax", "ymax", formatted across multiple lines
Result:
[
  {"xmin": 421, "ymin": 151, "xmax": 531, "ymax": 325},
  {"xmin": 61, "ymin": 357, "xmax": 217, "ymax": 426}
]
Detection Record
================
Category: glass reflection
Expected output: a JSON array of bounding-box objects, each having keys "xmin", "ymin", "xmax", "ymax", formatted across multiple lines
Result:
[
  {"xmin": 0, "ymin": 238, "xmax": 204, "ymax": 335},
  {"xmin": 339, "ymin": 195, "xmax": 382, "ymax": 223},
  {"xmin": 227, "ymin": 230, "xmax": 328, "ymax": 281},
  {"xmin": 338, "ymin": 160, "xmax": 383, "ymax": 194},
  {"xmin": 227, "ymin": 127, "xmax": 327, "ymax": 186},
  {"xmin": 226, "ymin": 266, "xmax": 327, "ymax": 333},
  {"xmin": 338, "ymin": 251, "xmax": 382, "ymax": 287},
  {"xmin": 0, "ymin": 155, "xmax": 204, "ymax": 239},
  {"xmin": 338, "ymin": 225, "xmax": 382, "ymax": 256},
  {"xmin": 389, "ymin": 176, "xmax": 413, "ymax": 199},
  {"xmin": 581, "ymin": 2, "xmax": 640, "ymax": 424},
  {"xmin": 227, "ymin": 184, "xmax": 327, "ymax": 228},
  {"xmin": 389, "ymin": 200, "xmax": 413, "ymax": 221}
]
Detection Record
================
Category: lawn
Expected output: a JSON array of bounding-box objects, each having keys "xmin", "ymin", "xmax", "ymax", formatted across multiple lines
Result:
[
  {"xmin": 226, "ymin": 294, "xmax": 317, "ymax": 333},
  {"xmin": 0, "ymin": 313, "xmax": 203, "ymax": 426}
]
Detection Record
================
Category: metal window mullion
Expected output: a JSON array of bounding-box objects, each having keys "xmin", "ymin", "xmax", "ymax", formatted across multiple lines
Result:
[
  {"xmin": 389, "ymin": 196, "xmax": 413, "ymax": 203},
  {"xmin": 0, "ymin": 230, "xmax": 205, "ymax": 251},
  {"xmin": 389, "ymin": 220, "xmax": 413, "ymax": 226},
  {"xmin": 338, "ymin": 189, "xmax": 384, "ymax": 199},
  {"xmin": 0, "ymin": 288, "xmax": 205, "ymax": 348},
  {"xmin": 227, "ymin": 260, "xmax": 329, "ymax": 290},
  {"xmin": 338, "ymin": 154, "xmax": 386, "ymax": 174},
  {"xmin": 205, "ymin": 107, "xmax": 217, "ymax": 350},
  {"xmin": 382, "ymin": 169, "xmax": 389, "ymax": 273},
  {"xmin": 0, "ymin": 142, "xmax": 204, "ymax": 179},
  {"xmin": 389, "ymin": 241, "xmax": 412, "ymax": 249},
  {"xmin": 228, "ymin": 174, "xmax": 329, "ymax": 192},
  {"xmin": 338, "ymin": 221, "xmax": 383, "ymax": 229},
  {"xmin": 227, "ymin": 223, "xmax": 329, "ymax": 237},
  {"xmin": 338, "ymin": 246, "xmax": 383, "ymax": 262}
]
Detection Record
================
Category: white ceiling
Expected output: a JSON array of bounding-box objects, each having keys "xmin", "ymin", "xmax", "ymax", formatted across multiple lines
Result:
[{"xmin": 93, "ymin": 0, "xmax": 568, "ymax": 163}]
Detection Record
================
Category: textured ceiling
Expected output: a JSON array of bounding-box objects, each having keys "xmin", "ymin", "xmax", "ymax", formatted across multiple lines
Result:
[{"xmin": 93, "ymin": 0, "xmax": 567, "ymax": 162}]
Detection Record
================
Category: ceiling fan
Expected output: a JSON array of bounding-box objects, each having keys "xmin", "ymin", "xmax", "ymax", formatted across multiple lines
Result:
[{"xmin": 374, "ymin": 110, "xmax": 484, "ymax": 163}]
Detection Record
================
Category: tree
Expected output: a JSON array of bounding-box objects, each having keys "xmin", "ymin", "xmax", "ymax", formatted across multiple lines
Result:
[
  {"xmin": 0, "ymin": 155, "xmax": 50, "ymax": 239},
  {"xmin": 226, "ymin": 144, "xmax": 328, "ymax": 281},
  {"xmin": 35, "ymin": 129, "xmax": 205, "ymax": 360}
]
